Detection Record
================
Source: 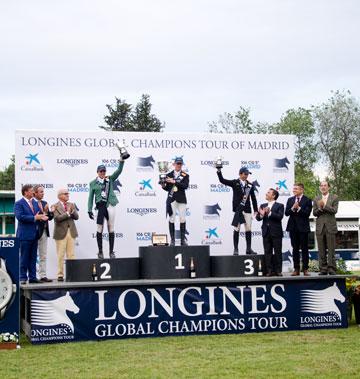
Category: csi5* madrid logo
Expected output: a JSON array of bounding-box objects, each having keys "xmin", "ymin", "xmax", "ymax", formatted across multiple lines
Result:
[{"xmin": 21, "ymin": 153, "xmax": 44, "ymax": 171}]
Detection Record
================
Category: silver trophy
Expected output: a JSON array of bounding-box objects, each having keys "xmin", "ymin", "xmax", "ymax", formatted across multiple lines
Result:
[
  {"xmin": 215, "ymin": 156, "xmax": 223, "ymax": 170},
  {"xmin": 116, "ymin": 139, "xmax": 130, "ymax": 160},
  {"xmin": 157, "ymin": 161, "xmax": 171, "ymax": 185}
]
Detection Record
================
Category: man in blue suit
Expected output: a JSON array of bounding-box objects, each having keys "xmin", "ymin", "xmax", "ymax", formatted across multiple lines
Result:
[{"xmin": 15, "ymin": 184, "xmax": 48, "ymax": 284}]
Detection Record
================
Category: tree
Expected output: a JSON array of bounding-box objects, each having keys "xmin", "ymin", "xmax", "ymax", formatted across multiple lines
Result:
[
  {"xmin": 273, "ymin": 108, "xmax": 319, "ymax": 197},
  {"xmin": 0, "ymin": 155, "xmax": 15, "ymax": 190},
  {"xmin": 312, "ymin": 90, "xmax": 360, "ymax": 198},
  {"xmin": 208, "ymin": 106, "xmax": 274, "ymax": 134},
  {"xmin": 99, "ymin": 94, "xmax": 164, "ymax": 132}
]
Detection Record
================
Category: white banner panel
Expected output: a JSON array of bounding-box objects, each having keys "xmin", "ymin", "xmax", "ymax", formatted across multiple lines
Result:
[{"xmin": 15, "ymin": 131, "xmax": 294, "ymax": 277}]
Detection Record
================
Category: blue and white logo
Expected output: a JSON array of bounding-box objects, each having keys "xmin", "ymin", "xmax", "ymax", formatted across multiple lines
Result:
[
  {"xmin": 273, "ymin": 157, "xmax": 290, "ymax": 172},
  {"xmin": 137, "ymin": 156, "xmax": 155, "ymax": 172},
  {"xmin": 202, "ymin": 227, "xmax": 222, "ymax": 245},
  {"xmin": 209, "ymin": 184, "xmax": 230, "ymax": 193},
  {"xmin": 275, "ymin": 179, "xmax": 290, "ymax": 196},
  {"xmin": 203, "ymin": 203, "xmax": 222, "ymax": 220},
  {"xmin": 135, "ymin": 179, "xmax": 156, "ymax": 197},
  {"xmin": 21, "ymin": 153, "xmax": 44, "ymax": 171}
]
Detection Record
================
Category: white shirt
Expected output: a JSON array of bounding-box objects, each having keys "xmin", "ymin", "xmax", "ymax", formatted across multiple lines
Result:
[
  {"xmin": 174, "ymin": 170, "xmax": 181, "ymax": 179},
  {"xmin": 267, "ymin": 200, "xmax": 275, "ymax": 210},
  {"xmin": 240, "ymin": 180, "xmax": 247, "ymax": 187}
]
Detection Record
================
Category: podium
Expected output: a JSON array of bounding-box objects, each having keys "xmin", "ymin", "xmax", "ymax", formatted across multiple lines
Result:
[
  {"xmin": 211, "ymin": 255, "xmax": 264, "ymax": 277},
  {"xmin": 66, "ymin": 258, "xmax": 140, "ymax": 282},
  {"xmin": 139, "ymin": 245, "xmax": 210, "ymax": 279}
]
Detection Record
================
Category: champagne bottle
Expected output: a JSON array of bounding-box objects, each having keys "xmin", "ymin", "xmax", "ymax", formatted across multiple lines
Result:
[
  {"xmin": 92, "ymin": 263, "xmax": 98, "ymax": 281},
  {"xmin": 258, "ymin": 257, "xmax": 263, "ymax": 276},
  {"xmin": 190, "ymin": 257, "xmax": 196, "ymax": 278}
]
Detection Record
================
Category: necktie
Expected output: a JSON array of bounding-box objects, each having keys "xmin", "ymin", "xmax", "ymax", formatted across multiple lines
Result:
[
  {"xmin": 296, "ymin": 197, "xmax": 300, "ymax": 203},
  {"xmin": 63, "ymin": 202, "xmax": 68, "ymax": 211},
  {"xmin": 28, "ymin": 200, "xmax": 35, "ymax": 214},
  {"xmin": 38, "ymin": 201, "xmax": 44, "ymax": 213}
]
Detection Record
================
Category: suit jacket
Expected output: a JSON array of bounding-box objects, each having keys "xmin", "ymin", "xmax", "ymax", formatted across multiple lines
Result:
[
  {"xmin": 313, "ymin": 194, "xmax": 338, "ymax": 235},
  {"xmin": 285, "ymin": 195, "xmax": 312, "ymax": 233},
  {"xmin": 256, "ymin": 202, "xmax": 284, "ymax": 238},
  {"xmin": 53, "ymin": 201, "xmax": 79, "ymax": 240},
  {"xmin": 217, "ymin": 171, "xmax": 258, "ymax": 213},
  {"xmin": 36, "ymin": 199, "xmax": 54, "ymax": 238},
  {"xmin": 162, "ymin": 170, "xmax": 189, "ymax": 203},
  {"xmin": 14, "ymin": 198, "xmax": 40, "ymax": 241}
]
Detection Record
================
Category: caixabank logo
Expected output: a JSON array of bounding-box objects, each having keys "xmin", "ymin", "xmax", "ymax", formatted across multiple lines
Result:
[
  {"xmin": 273, "ymin": 157, "xmax": 290, "ymax": 173},
  {"xmin": 135, "ymin": 179, "xmax": 156, "ymax": 197},
  {"xmin": 201, "ymin": 227, "xmax": 222, "ymax": 245},
  {"xmin": 137, "ymin": 156, "xmax": 155, "ymax": 172},
  {"xmin": 275, "ymin": 179, "xmax": 290, "ymax": 196},
  {"xmin": 68, "ymin": 183, "xmax": 89, "ymax": 193},
  {"xmin": 31, "ymin": 292, "xmax": 79, "ymax": 343},
  {"xmin": 21, "ymin": 153, "xmax": 44, "ymax": 171},
  {"xmin": 300, "ymin": 282, "xmax": 346, "ymax": 328},
  {"xmin": 203, "ymin": 203, "xmax": 222, "ymax": 220}
]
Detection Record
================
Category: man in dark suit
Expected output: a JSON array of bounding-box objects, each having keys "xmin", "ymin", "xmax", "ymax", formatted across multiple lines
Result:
[
  {"xmin": 14, "ymin": 184, "xmax": 48, "ymax": 284},
  {"xmin": 256, "ymin": 188, "xmax": 284, "ymax": 276},
  {"xmin": 217, "ymin": 166, "xmax": 258, "ymax": 255},
  {"xmin": 33, "ymin": 185, "xmax": 54, "ymax": 282},
  {"xmin": 285, "ymin": 183, "xmax": 312, "ymax": 276},
  {"xmin": 313, "ymin": 181, "xmax": 338, "ymax": 275},
  {"xmin": 160, "ymin": 157, "xmax": 189, "ymax": 246}
]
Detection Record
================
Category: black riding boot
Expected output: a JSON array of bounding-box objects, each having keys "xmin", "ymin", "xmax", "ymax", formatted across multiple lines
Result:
[
  {"xmin": 233, "ymin": 230, "xmax": 239, "ymax": 255},
  {"xmin": 245, "ymin": 231, "xmax": 256, "ymax": 254},
  {"xmin": 97, "ymin": 232, "xmax": 104, "ymax": 259},
  {"xmin": 109, "ymin": 232, "xmax": 115, "ymax": 258},
  {"xmin": 180, "ymin": 222, "xmax": 188, "ymax": 246},
  {"xmin": 169, "ymin": 222, "xmax": 175, "ymax": 246}
]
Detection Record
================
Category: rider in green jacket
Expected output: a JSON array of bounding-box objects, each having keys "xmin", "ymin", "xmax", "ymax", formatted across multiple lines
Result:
[{"xmin": 88, "ymin": 159, "xmax": 124, "ymax": 258}]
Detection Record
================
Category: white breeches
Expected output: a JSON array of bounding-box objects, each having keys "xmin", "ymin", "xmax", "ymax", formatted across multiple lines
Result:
[{"xmin": 169, "ymin": 201, "xmax": 187, "ymax": 223}]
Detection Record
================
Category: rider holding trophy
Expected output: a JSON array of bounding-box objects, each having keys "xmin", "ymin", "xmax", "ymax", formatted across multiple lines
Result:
[
  {"xmin": 159, "ymin": 157, "xmax": 189, "ymax": 246},
  {"xmin": 87, "ymin": 140, "xmax": 129, "ymax": 259},
  {"xmin": 216, "ymin": 158, "xmax": 258, "ymax": 255}
]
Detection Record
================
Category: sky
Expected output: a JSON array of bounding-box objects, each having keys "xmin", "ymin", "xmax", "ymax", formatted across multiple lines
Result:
[{"xmin": 1, "ymin": 0, "xmax": 360, "ymax": 168}]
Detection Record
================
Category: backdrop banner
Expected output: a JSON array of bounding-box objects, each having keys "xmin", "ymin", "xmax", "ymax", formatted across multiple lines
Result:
[
  {"xmin": 15, "ymin": 131, "xmax": 295, "ymax": 277},
  {"xmin": 29, "ymin": 278, "xmax": 347, "ymax": 344},
  {"xmin": 0, "ymin": 238, "xmax": 20, "ymax": 348}
]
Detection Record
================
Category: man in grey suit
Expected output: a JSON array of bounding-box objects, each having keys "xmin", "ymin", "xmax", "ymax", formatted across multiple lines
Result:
[{"xmin": 313, "ymin": 181, "xmax": 338, "ymax": 275}]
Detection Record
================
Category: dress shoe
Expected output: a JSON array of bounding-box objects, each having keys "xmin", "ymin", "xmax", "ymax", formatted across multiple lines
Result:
[
  {"xmin": 98, "ymin": 252, "xmax": 104, "ymax": 259},
  {"xmin": 328, "ymin": 271, "xmax": 336, "ymax": 275},
  {"xmin": 20, "ymin": 281, "xmax": 27, "ymax": 285},
  {"xmin": 303, "ymin": 270, "xmax": 310, "ymax": 277},
  {"xmin": 291, "ymin": 270, "xmax": 300, "ymax": 276},
  {"xmin": 246, "ymin": 249, "xmax": 257, "ymax": 255},
  {"xmin": 319, "ymin": 271, "xmax": 328, "ymax": 276},
  {"xmin": 57, "ymin": 276, "xmax": 64, "ymax": 282},
  {"xmin": 109, "ymin": 251, "xmax": 116, "ymax": 259},
  {"xmin": 29, "ymin": 279, "xmax": 42, "ymax": 284},
  {"xmin": 40, "ymin": 277, "xmax": 53, "ymax": 282},
  {"xmin": 233, "ymin": 249, "xmax": 239, "ymax": 256}
]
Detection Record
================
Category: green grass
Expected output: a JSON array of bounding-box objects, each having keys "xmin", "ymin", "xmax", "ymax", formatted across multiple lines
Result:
[{"xmin": 1, "ymin": 323, "xmax": 360, "ymax": 379}]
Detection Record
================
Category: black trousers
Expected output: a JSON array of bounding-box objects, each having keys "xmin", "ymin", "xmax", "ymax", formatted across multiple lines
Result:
[
  {"xmin": 263, "ymin": 234, "xmax": 282, "ymax": 274},
  {"xmin": 289, "ymin": 230, "xmax": 309, "ymax": 271}
]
